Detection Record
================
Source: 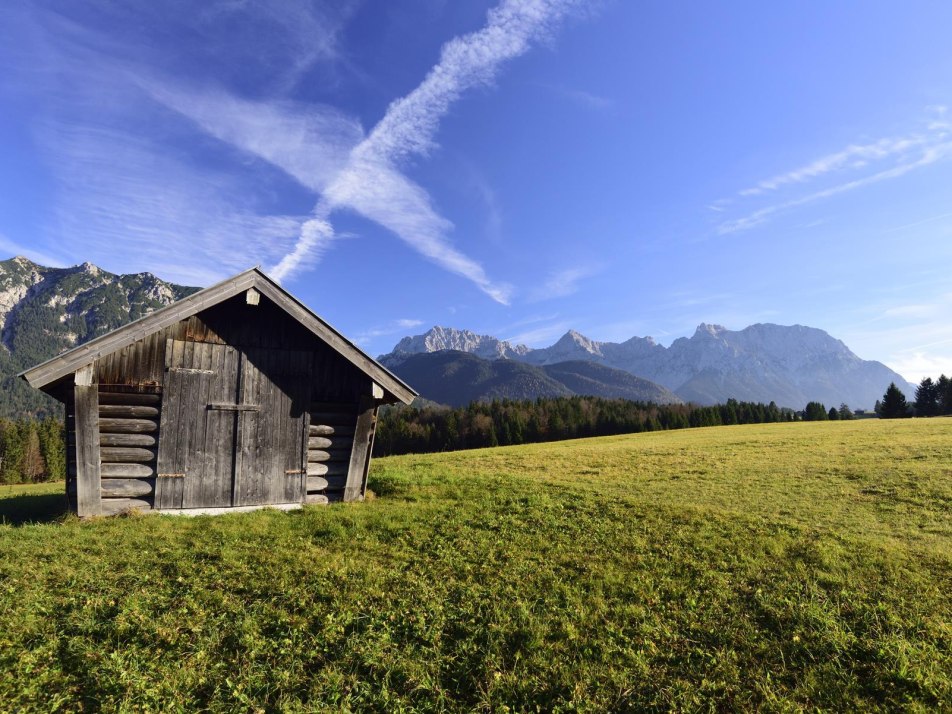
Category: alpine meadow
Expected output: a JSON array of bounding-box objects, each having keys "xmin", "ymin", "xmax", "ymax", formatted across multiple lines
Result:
[{"xmin": 1, "ymin": 419, "xmax": 950, "ymax": 711}]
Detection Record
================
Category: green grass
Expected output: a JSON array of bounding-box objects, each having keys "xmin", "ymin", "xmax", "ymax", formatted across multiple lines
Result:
[{"xmin": 0, "ymin": 420, "xmax": 949, "ymax": 711}]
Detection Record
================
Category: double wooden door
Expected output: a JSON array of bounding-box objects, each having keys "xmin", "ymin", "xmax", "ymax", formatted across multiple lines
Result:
[{"xmin": 155, "ymin": 340, "xmax": 311, "ymax": 510}]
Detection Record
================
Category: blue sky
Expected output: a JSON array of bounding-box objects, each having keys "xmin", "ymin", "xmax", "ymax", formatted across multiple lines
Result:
[{"xmin": 2, "ymin": 1, "xmax": 951, "ymax": 381}]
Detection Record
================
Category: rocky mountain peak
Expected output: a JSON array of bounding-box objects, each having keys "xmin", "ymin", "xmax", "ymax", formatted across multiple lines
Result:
[
  {"xmin": 694, "ymin": 323, "xmax": 727, "ymax": 338},
  {"xmin": 383, "ymin": 325, "xmax": 529, "ymax": 367},
  {"xmin": 379, "ymin": 320, "xmax": 913, "ymax": 409}
]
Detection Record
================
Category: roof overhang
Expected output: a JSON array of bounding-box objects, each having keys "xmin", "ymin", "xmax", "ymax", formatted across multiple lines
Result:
[{"xmin": 19, "ymin": 267, "xmax": 417, "ymax": 405}]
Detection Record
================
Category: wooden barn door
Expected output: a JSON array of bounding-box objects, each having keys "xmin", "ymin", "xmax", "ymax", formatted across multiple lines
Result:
[
  {"xmin": 156, "ymin": 340, "xmax": 241, "ymax": 510},
  {"xmin": 235, "ymin": 348, "xmax": 311, "ymax": 506},
  {"xmin": 156, "ymin": 340, "xmax": 311, "ymax": 510}
]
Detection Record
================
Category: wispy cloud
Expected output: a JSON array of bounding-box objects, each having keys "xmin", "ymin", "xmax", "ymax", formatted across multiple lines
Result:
[
  {"xmin": 0, "ymin": 232, "xmax": 67, "ymax": 268},
  {"xmin": 0, "ymin": 2, "xmax": 353, "ymax": 285},
  {"xmin": 737, "ymin": 135, "xmax": 932, "ymax": 197},
  {"xmin": 269, "ymin": 0, "xmax": 585, "ymax": 302},
  {"xmin": 39, "ymin": 122, "xmax": 306, "ymax": 285},
  {"xmin": 505, "ymin": 320, "xmax": 574, "ymax": 347},
  {"xmin": 528, "ymin": 264, "xmax": 600, "ymax": 301},
  {"xmin": 716, "ymin": 111, "xmax": 952, "ymax": 235},
  {"xmin": 541, "ymin": 83, "xmax": 613, "ymax": 111},
  {"xmin": 354, "ymin": 318, "xmax": 423, "ymax": 346},
  {"xmin": 718, "ymin": 133, "xmax": 952, "ymax": 234}
]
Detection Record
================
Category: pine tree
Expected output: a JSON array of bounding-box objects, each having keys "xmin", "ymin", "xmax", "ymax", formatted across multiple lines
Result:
[
  {"xmin": 914, "ymin": 377, "xmax": 939, "ymax": 417},
  {"xmin": 803, "ymin": 401, "xmax": 828, "ymax": 421},
  {"xmin": 838, "ymin": 403, "xmax": 854, "ymax": 420},
  {"xmin": 937, "ymin": 374, "xmax": 952, "ymax": 415},
  {"xmin": 879, "ymin": 382, "xmax": 910, "ymax": 419}
]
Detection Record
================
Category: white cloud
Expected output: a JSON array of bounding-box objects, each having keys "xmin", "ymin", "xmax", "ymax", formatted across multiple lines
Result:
[
  {"xmin": 269, "ymin": 0, "xmax": 584, "ymax": 302},
  {"xmin": 718, "ymin": 136, "xmax": 952, "ymax": 235},
  {"xmin": 528, "ymin": 265, "xmax": 600, "ymax": 301},
  {"xmin": 39, "ymin": 122, "xmax": 305, "ymax": 285},
  {"xmin": 505, "ymin": 320, "xmax": 574, "ymax": 347},
  {"xmin": 141, "ymin": 83, "xmax": 363, "ymax": 193},
  {"xmin": 541, "ymin": 83, "xmax": 613, "ymax": 111},
  {"xmin": 353, "ymin": 317, "xmax": 424, "ymax": 346},
  {"xmin": 716, "ymin": 112, "xmax": 952, "ymax": 235},
  {"xmin": 737, "ymin": 135, "xmax": 931, "ymax": 197},
  {"xmin": 0, "ymin": 233, "xmax": 67, "ymax": 268}
]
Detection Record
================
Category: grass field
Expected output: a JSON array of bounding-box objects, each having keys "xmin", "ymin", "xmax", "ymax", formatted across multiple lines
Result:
[{"xmin": 0, "ymin": 420, "xmax": 949, "ymax": 711}]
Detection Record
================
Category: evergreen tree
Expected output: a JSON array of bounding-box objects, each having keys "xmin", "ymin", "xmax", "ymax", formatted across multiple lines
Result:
[
  {"xmin": 838, "ymin": 403, "xmax": 854, "ymax": 420},
  {"xmin": 803, "ymin": 401, "xmax": 828, "ymax": 421},
  {"xmin": 914, "ymin": 377, "xmax": 939, "ymax": 417},
  {"xmin": 879, "ymin": 382, "xmax": 910, "ymax": 419},
  {"xmin": 828, "ymin": 406, "xmax": 839, "ymax": 420},
  {"xmin": 936, "ymin": 374, "xmax": 952, "ymax": 415}
]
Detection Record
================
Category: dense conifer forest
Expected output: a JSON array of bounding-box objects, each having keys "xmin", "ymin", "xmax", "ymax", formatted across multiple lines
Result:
[{"xmin": 373, "ymin": 396, "xmax": 796, "ymax": 457}]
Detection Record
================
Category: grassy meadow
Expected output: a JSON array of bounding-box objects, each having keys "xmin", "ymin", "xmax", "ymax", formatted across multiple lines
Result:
[{"xmin": 0, "ymin": 419, "xmax": 949, "ymax": 711}]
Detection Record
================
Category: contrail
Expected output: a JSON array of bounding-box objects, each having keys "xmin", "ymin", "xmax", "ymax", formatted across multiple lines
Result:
[{"xmin": 270, "ymin": 0, "xmax": 583, "ymax": 302}]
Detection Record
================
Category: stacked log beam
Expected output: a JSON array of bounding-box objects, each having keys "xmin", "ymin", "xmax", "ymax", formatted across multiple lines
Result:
[
  {"xmin": 306, "ymin": 402, "xmax": 356, "ymax": 503},
  {"xmin": 97, "ymin": 391, "xmax": 160, "ymax": 513}
]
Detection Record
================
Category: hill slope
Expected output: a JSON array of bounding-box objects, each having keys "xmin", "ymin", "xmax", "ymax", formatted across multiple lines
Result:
[{"xmin": 0, "ymin": 257, "xmax": 197, "ymax": 418}]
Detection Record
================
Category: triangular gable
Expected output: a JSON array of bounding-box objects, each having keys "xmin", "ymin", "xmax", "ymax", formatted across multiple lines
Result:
[{"xmin": 19, "ymin": 267, "xmax": 417, "ymax": 404}]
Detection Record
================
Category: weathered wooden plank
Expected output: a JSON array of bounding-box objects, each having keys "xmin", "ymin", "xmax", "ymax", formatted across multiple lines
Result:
[
  {"xmin": 344, "ymin": 396, "xmax": 377, "ymax": 502},
  {"xmin": 208, "ymin": 403, "xmax": 259, "ymax": 412},
  {"xmin": 99, "ymin": 498, "xmax": 151, "ymax": 516},
  {"xmin": 100, "ymin": 447, "xmax": 156, "ymax": 463},
  {"xmin": 155, "ymin": 339, "xmax": 214, "ymax": 510},
  {"xmin": 306, "ymin": 476, "xmax": 329, "ymax": 492},
  {"xmin": 99, "ymin": 418, "xmax": 158, "ymax": 433},
  {"xmin": 308, "ymin": 436, "xmax": 333, "ymax": 449},
  {"xmin": 197, "ymin": 342, "xmax": 239, "ymax": 509},
  {"xmin": 101, "ymin": 478, "xmax": 155, "ymax": 498},
  {"xmin": 74, "ymin": 365, "xmax": 102, "ymax": 517},
  {"xmin": 305, "ymin": 494, "xmax": 329, "ymax": 505},
  {"xmin": 98, "ymin": 404, "xmax": 160, "ymax": 418},
  {"xmin": 101, "ymin": 463, "xmax": 156, "ymax": 478},
  {"xmin": 98, "ymin": 392, "xmax": 161, "ymax": 405},
  {"xmin": 309, "ymin": 424, "xmax": 355, "ymax": 437},
  {"xmin": 99, "ymin": 433, "xmax": 157, "ymax": 448}
]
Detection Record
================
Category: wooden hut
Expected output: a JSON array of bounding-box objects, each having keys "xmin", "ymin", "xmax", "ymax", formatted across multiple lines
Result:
[{"xmin": 20, "ymin": 268, "xmax": 417, "ymax": 517}]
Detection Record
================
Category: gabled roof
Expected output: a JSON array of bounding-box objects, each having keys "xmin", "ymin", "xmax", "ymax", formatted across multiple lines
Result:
[{"xmin": 20, "ymin": 267, "xmax": 417, "ymax": 404}]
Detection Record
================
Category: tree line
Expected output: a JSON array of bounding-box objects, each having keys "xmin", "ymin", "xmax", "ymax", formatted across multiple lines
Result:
[
  {"xmin": 0, "ymin": 418, "xmax": 65, "ymax": 485},
  {"xmin": 374, "ymin": 396, "xmax": 796, "ymax": 457},
  {"xmin": 873, "ymin": 376, "xmax": 952, "ymax": 419}
]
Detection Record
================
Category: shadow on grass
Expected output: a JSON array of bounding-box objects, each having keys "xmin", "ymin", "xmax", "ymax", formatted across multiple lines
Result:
[{"xmin": 0, "ymin": 492, "xmax": 67, "ymax": 526}]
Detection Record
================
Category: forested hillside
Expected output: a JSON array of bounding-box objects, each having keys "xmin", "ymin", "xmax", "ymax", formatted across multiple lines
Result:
[{"xmin": 0, "ymin": 257, "xmax": 196, "ymax": 418}]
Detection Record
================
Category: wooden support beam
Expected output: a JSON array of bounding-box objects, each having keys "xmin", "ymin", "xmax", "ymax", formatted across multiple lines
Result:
[
  {"xmin": 343, "ymin": 396, "xmax": 377, "ymax": 502},
  {"xmin": 74, "ymin": 365, "xmax": 102, "ymax": 517}
]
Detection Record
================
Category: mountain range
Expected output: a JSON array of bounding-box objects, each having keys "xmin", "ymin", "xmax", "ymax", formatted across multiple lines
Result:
[
  {"xmin": 0, "ymin": 257, "xmax": 195, "ymax": 418},
  {"xmin": 0, "ymin": 256, "xmax": 913, "ymax": 417},
  {"xmin": 390, "ymin": 351, "xmax": 682, "ymax": 407},
  {"xmin": 381, "ymin": 324, "xmax": 914, "ymax": 410}
]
